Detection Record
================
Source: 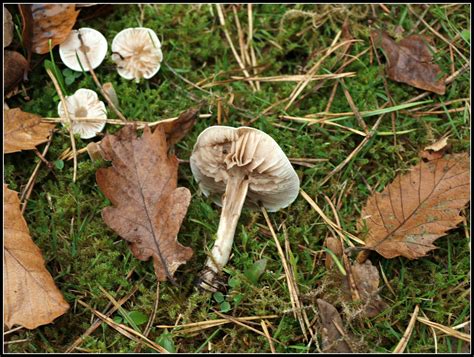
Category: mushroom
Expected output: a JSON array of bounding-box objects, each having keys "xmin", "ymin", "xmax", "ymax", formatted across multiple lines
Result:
[
  {"xmin": 57, "ymin": 88, "xmax": 107, "ymax": 139},
  {"xmin": 190, "ymin": 126, "xmax": 300, "ymax": 291},
  {"xmin": 111, "ymin": 27, "xmax": 163, "ymax": 82},
  {"xmin": 59, "ymin": 27, "xmax": 108, "ymax": 72}
]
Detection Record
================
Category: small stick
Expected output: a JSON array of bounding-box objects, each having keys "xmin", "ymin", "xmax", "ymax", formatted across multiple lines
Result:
[
  {"xmin": 421, "ymin": 310, "xmax": 438, "ymax": 353},
  {"xmin": 77, "ymin": 31, "xmax": 128, "ymax": 121},
  {"xmin": 340, "ymin": 78, "xmax": 369, "ymax": 133},
  {"xmin": 215, "ymin": 4, "xmax": 256, "ymax": 92},
  {"xmin": 393, "ymin": 305, "xmax": 420, "ymax": 353},
  {"xmin": 342, "ymin": 254, "xmax": 360, "ymax": 301},
  {"xmin": 217, "ymin": 97, "xmax": 222, "ymax": 125},
  {"xmin": 247, "ymin": 4, "xmax": 260, "ymax": 90},
  {"xmin": 20, "ymin": 131, "xmax": 54, "ymax": 212},
  {"xmin": 416, "ymin": 316, "xmax": 470, "ymax": 343},
  {"xmin": 134, "ymin": 283, "xmax": 160, "ymax": 353},
  {"xmin": 261, "ymin": 320, "xmax": 276, "ymax": 353},
  {"xmin": 212, "ymin": 309, "xmax": 283, "ymax": 345},
  {"xmin": 46, "ymin": 68, "xmax": 77, "ymax": 182},
  {"xmin": 78, "ymin": 300, "xmax": 168, "ymax": 353}
]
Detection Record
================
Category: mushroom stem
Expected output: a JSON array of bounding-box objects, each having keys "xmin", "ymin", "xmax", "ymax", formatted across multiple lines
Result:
[{"xmin": 198, "ymin": 171, "xmax": 249, "ymax": 291}]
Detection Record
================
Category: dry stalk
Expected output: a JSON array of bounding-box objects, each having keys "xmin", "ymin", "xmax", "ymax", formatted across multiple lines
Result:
[
  {"xmin": 261, "ymin": 320, "xmax": 276, "ymax": 353},
  {"xmin": 46, "ymin": 68, "xmax": 77, "ymax": 183},
  {"xmin": 134, "ymin": 283, "xmax": 160, "ymax": 353},
  {"xmin": 421, "ymin": 310, "xmax": 438, "ymax": 353},
  {"xmin": 66, "ymin": 281, "xmax": 139, "ymax": 353},
  {"xmin": 212, "ymin": 309, "xmax": 283, "ymax": 345},
  {"xmin": 340, "ymin": 78, "xmax": 369, "ymax": 133},
  {"xmin": 77, "ymin": 300, "xmax": 168, "ymax": 353},
  {"xmin": 20, "ymin": 130, "xmax": 54, "ymax": 213},
  {"xmin": 393, "ymin": 305, "xmax": 420, "ymax": 353},
  {"xmin": 215, "ymin": 4, "xmax": 256, "ymax": 92},
  {"xmin": 247, "ymin": 4, "xmax": 260, "ymax": 90},
  {"xmin": 416, "ymin": 316, "xmax": 470, "ymax": 343}
]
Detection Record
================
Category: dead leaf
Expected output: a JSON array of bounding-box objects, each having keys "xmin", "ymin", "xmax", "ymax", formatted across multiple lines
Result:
[
  {"xmin": 420, "ymin": 136, "xmax": 450, "ymax": 162},
  {"xmin": 324, "ymin": 236, "xmax": 343, "ymax": 270},
  {"xmin": 317, "ymin": 299, "xmax": 352, "ymax": 353},
  {"xmin": 19, "ymin": 4, "xmax": 79, "ymax": 55},
  {"xmin": 96, "ymin": 125, "xmax": 193, "ymax": 282},
  {"xmin": 4, "ymin": 50, "xmax": 29, "ymax": 94},
  {"xmin": 371, "ymin": 30, "xmax": 446, "ymax": 95},
  {"xmin": 4, "ymin": 108, "xmax": 55, "ymax": 154},
  {"xmin": 4, "ymin": 6, "xmax": 13, "ymax": 47},
  {"xmin": 86, "ymin": 107, "xmax": 199, "ymax": 161},
  {"xmin": 359, "ymin": 152, "xmax": 470, "ymax": 259},
  {"xmin": 4, "ymin": 185, "xmax": 69, "ymax": 329},
  {"xmin": 348, "ymin": 260, "xmax": 388, "ymax": 317}
]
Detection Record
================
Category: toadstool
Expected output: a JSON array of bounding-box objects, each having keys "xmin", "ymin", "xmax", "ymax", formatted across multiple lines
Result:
[
  {"xmin": 59, "ymin": 27, "xmax": 108, "ymax": 72},
  {"xmin": 190, "ymin": 126, "xmax": 300, "ymax": 291},
  {"xmin": 57, "ymin": 88, "xmax": 107, "ymax": 139},
  {"xmin": 111, "ymin": 27, "xmax": 163, "ymax": 82}
]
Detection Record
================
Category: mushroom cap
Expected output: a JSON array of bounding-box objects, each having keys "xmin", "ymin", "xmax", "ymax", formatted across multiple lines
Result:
[
  {"xmin": 57, "ymin": 88, "xmax": 107, "ymax": 139},
  {"xmin": 59, "ymin": 27, "xmax": 108, "ymax": 72},
  {"xmin": 111, "ymin": 27, "xmax": 163, "ymax": 81},
  {"xmin": 190, "ymin": 126, "xmax": 300, "ymax": 212}
]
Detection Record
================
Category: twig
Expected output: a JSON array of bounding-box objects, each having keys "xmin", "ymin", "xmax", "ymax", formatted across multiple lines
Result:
[
  {"xmin": 261, "ymin": 320, "xmax": 276, "ymax": 353},
  {"xmin": 212, "ymin": 309, "xmax": 283, "ymax": 345},
  {"xmin": 20, "ymin": 131, "xmax": 54, "ymax": 213},
  {"xmin": 65, "ymin": 276, "xmax": 139, "ymax": 353},
  {"xmin": 340, "ymin": 78, "xmax": 369, "ymax": 133},
  {"xmin": 77, "ymin": 300, "xmax": 168, "ymax": 353},
  {"xmin": 319, "ymin": 109, "xmax": 386, "ymax": 186},
  {"xmin": 416, "ymin": 316, "xmax": 470, "ymax": 343},
  {"xmin": 46, "ymin": 68, "xmax": 77, "ymax": 182},
  {"xmin": 215, "ymin": 4, "xmax": 256, "ymax": 92},
  {"xmin": 77, "ymin": 30, "xmax": 127, "ymax": 121},
  {"xmin": 134, "ymin": 283, "xmax": 160, "ymax": 353},
  {"xmin": 247, "ymin": 4, "xmax": 260, "ymax": 90},
  {"xmin": 393, "ymin": 305, "xmax": 420, "ymax": 353}
]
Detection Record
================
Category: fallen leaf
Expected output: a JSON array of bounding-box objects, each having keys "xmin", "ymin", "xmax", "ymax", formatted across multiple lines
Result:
[
  {"xmin": 359, "ymin": 152, "xmax": 470, "ymax": 259},
  {"xmin": 317, "ymin": 299, "xmax": 352, "ymax": 353},
  {"xmin": 371, "ymin": 30, "xmax": 446, "ymax": 95},
  {"xmin": 4, "ymin": 6, "xmax": 13, "ymax": 47},
  {"xmin": 324, "ymin": 236, "xmax": 343, "ymax": 270},
  {"xmin": 19, "ymin": 4, "xmax": 79, "ymax": 55},
  {"xmin": 4, "ymin": 108, "xmax": 55, "ymax": 154},
  {"xmin": 4, "ymin": 50, "xmax": 29, "ymax": 94},
  {"xmin": 420, "ymin": 136, "xmax": 450, "ymax": 162},
  {"xmin": 4, "ymin": 185, "xmax": 69, "ymax": 329},
  {"xmin": 86, "ymin": 107, "xmax": 199, "ymax": 161},
  {"xmin": 96, "ymin": 125, "xmax": 193, "ymax": 282},
  {"xmin": 346, "ymin": 260, "xmax": 388, "ymax": 318}
]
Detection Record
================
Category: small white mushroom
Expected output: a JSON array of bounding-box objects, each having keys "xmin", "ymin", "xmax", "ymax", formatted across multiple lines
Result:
[
  {"xmin": 59, "ymin": 27, "xmax": 108, "ymax": 72},
  {"xmin": 57, "ymin": 88, "xmax": 107, "ymax": 139},
  {"xmin": 111, "ymin": 27, "xmax": 163, "ymax": 82},
  {"xmin": 190, "ymin": 126, "xmax": 300, "ymax": 292}
]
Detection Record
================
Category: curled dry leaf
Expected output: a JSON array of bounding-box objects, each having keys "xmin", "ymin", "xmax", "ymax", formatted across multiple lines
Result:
[
  {"xmin": 4, "ymin": 108, "xmax": 55, "ymax": 154},
  {"xmin": 358, "ymin": 152, "xmax": 470, "ymax": 260},
  {"xmin": 420, "ymin": 136, "xmax": 450, "ymax": 162},
  {"xmin": 96, "ymin": 125, "xmax": 193, "ymax": 282},
  {"xmin": 371, "ymin": 30, "xmax": 446, "ymax": 95},
  {"xmin": 4, "ymin": 185, "xmax": 69, "ymax": 329},
  {"xmin": 4, "ymin": 50, "xmax": 29, "ymax": 94},
  {"xmin": 4, "ymin": 6, "xmax": 13, "ymax": 47},
  {"xmin": 317, "ymin": 299, "xmax": 352, "ymax": 353},
  {"xmin": 19, "ymin": 4, "xmax": 79, "ymax": 55}
]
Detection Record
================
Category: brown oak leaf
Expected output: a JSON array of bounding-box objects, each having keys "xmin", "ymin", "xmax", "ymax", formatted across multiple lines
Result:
[
  {"xmin": 4, "ymin": 185, "xmax": 69, "ymax": 329},
  {"xmin": 359, "ymin": 152, "xmax": 470, "ymax": 259},
  {"xmin": 4, "ymin": 108, "xmax": 55, "ymax": 154},
  {"xmin": 19, "ymin": 4, "xmax": 79, "ymax": 56},
  {"xmin": 371, "ymin": 30, "xmax": 446, "ymax": 95},
  {"xmin": 420, "ymin": 136, "xmax": 450, "ymax": 162},
  {"xmin": 96, "ymin": 125, "xmax": 193, "ymax": 282}
]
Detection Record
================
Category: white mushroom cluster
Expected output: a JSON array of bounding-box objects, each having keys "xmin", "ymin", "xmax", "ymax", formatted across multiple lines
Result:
[
  {"xmin": 190, "ymin": 126, "xmax": 300, "ymax": 291},
  {"xmin": 111, "ymin": 27, "xmax": 163, "ymax": 82}
]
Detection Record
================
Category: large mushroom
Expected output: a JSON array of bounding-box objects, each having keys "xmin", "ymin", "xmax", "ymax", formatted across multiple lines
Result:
[
  {"xmin": 59, "ymin": 27, "xmax": 108, "ymax": 72},
  {"xmin": 111, "ymin": 27, "xmax": 163, "ymax": 82},
  {"xmin": 190, "ymin": 126, "xmax": 300, "ymax": 292}
]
